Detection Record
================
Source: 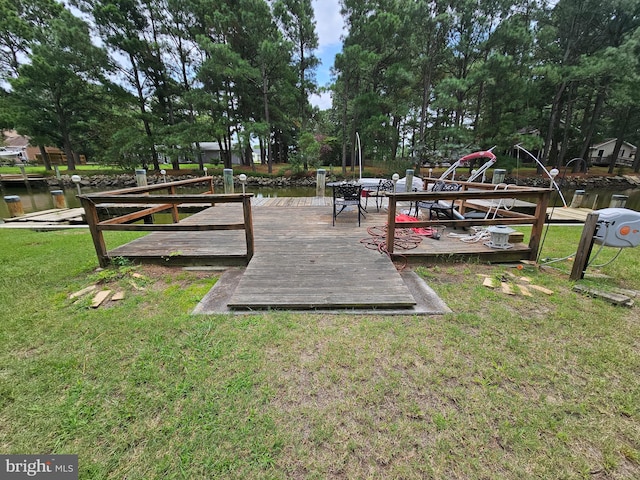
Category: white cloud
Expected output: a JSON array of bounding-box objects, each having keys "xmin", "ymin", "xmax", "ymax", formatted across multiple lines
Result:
[
  {"xmin": 311, "ymin": 0, "xmax": 344, "ymax": 109},
  {"xmin": 310, "ymin": 90, "xmax": 333, "ymax": 110},
  {"xmin": 313, "ymin": 0, "xmax": 344, "ymax": 48}
]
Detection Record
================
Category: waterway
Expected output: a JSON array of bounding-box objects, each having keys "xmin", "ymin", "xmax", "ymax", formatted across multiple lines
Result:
[{"xmin": 1, "ymin": 183, "xmax": 639, "ymax": 221}]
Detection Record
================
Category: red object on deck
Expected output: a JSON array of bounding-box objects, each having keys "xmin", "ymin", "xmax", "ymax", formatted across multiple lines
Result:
[{"xmin": 395, "ymin": 214, "xmax": 438, "ymax": 237}]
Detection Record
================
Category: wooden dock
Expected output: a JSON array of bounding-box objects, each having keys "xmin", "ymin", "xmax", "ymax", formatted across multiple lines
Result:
[
  {"xmin": 73, "ymin": 179, "xmax": 559, "ymax": 311},
  {"xmin": 464, "ymin": 198, "xmax": 594, "ymax": 223},
  {"xmin": 108, "ymin": 202, "xmax": 421, "ymax": 310},
  {"xmin": 228, "ymin": 207, "xmax": 416, "ymax": 310},
  {"xmin": 109, "ymin": 202, "xmax": 532, "ymax": 262},
  {"xmin": 0, "ymin": 173, "xmax": 48, "ymax": 186},
  {"xmin": 546, "ymin": 206, "xmax": 594, "ymax": 223},
  {"xmin": 1, "ymin": 207, "xmax": 85, "ymax": 228},
  {"xmin": 107, "ymin": 201, "xmax": 534, "ymax": 310},
  {"xmin": 107, "ymin": 201, "xmax": 533, "ymax": 266}
]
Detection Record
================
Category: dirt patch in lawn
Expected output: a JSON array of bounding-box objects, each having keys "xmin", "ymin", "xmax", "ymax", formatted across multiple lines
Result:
[
  {"xmin": 136, "ymin": 265, "xmax": 213, "ymax": 291},
  {"xmin": 70, "ymin": 264, "xmax": 218, "ymax": 309}
]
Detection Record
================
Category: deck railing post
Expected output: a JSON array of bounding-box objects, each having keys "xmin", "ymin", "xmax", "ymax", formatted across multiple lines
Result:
[
  {"xmin": 79, "ymin": 196, "xmax": 109, "ymax": 267},
  {"xmin": 528, "ymin": 190, "xmax": 551, "ymax": 261},
  {"xmin": 242, "ymin": 194, "xmax": 254, "ymax": 262},
  {"xmin": 458, "ymin": 183, "xmax": 468, "ymax": 216},
  {"xmin": 570, "ymin": 212, "xmax": 600, "ymax": 280},
  {"xmin": 169, "ymin": 185, "xmax": 180, "ymax": 223},
  {"xmin": 386, "ymin": 194, "xmax": 397, "ymax": 254}
]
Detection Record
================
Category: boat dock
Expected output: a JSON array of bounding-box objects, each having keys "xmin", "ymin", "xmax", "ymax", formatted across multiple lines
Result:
[
  {"xmin": 545, "ymin": 206, "xmax": 594, "ymax": 223},
  {"xmin": 2, "ymin": 178, "xmax": 560, "ymax": 312},
  {"xmin": 1, "ymin": 208, "xmax": 85, "ymax": 229},
  {"xmin": 104, "ymin": 201, "xmax": 534, "ymax": 266},
  {"xmin": 1, "ymin": 196, "xmax": 595, "ymax": 230},
  {"xmin": 0, "ymin": 173, "xmax": 48, "ymax": 187},
  {"xmin": 464, "ymin": 198, "xmax": 594, "ymax": 223}
]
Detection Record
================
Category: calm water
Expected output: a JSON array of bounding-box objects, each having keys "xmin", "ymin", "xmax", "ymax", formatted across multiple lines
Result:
[{"xmin": 1, "ymin": 184, "xmax": 639, "ymax": 220}]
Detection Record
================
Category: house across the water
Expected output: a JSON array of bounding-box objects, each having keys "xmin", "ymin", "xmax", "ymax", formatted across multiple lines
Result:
[
  {"xmin": 589, "ymin": 139, "xmax": 637, "ymax": 166},
  {"xmin": 1, "ymin": 130, "xmax": 86, "ymax": 165}
]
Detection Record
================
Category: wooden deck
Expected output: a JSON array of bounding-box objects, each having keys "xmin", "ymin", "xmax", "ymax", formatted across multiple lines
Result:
[
  {"xmin": 108, "ymin": 199, "xmax": 532, "ymax": 267},
  {"xmin": 226, "ymin": 223, "xmax": 417, "ymax": 310},
  {"xmin": 546, "ymin": 206, "xmax": 594, "ymax": 223},
  {"xmin": 88, "ymin": 193, "xmax": 542, "ymax": 311},
  {"xmin": 110, "ymin": 201, "xmax": 422, "ymax": 310}
]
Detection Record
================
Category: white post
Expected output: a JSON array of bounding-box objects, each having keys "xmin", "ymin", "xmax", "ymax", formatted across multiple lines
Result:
[
  {"xmin": 239, "ymin": 174, "xmax": 247, "ymax": 195},
  {"xmin": 223, "ymin": 168, "xmax": 234, "ymax": 193},
  {"xmin": 356, "ymin": 132, "xmax": 362, "ymax": 180},
  {"xmin": 405, "ymin": 169, "xmax": 414, "ymax": 192},
  {"xmin": 135, "ymin": 168, "xmax": 147, "ymax": 187},
  {"xmin": 316, "ymin": 169, "xmax": 326, "ymax": 197},
  {"xmin": 71, "ymin": 175, "xmax": 82, "ymax": 195}
]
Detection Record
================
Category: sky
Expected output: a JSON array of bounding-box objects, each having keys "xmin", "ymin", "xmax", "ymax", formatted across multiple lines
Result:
[{"xmin": 310, "ymin": 0, "xmax": 345, "ymax": 110}]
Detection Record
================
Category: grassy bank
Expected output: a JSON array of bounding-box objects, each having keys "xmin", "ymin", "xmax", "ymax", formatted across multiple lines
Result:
[{"xmin": 0, "ymin": 227, "xmax": 638, "ymax": 479}]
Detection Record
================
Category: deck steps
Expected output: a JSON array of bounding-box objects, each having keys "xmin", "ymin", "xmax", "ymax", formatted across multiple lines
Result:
[{"xmin": 226, "ymin": 235, "xmax": 416, "ymax": 310}]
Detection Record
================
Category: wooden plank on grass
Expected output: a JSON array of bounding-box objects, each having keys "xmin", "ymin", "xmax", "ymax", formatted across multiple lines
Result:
[
  {"xmin": 518, "ymin": 284, "xmax": 533, "ymax": 297},
  {"xmin": 501, "ymin": 282, "xmax": 515, "ymax": 295},
  {"xmin": 573, "ymin": 285, "xmax": 633, "ymax": 307},
  {"xmin": 483, "ymin": 277, "xmax": 496, "ymax": 288},
  {"xmin": 129, "ymin": 281, "xmax": 145, "ymax": 291},
  {"xmin": 91, "ymin": 290, "xmax": 111, "ymax": 308},
  {"xmin": 111, "ymin": 291, "xmax": 125, "ymax": 301},
  {"xmin": 529, "ymin": 284, "xmax": 554, "ymax": 295},
  {"xmin": 69, "ymin": 285, "xmax": 97, "ymax": 299}
]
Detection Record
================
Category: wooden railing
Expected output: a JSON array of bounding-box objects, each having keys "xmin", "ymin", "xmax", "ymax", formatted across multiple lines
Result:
[
  {"xmin": 79, "ymin": 177, "xmax": 254, "ymax": 267},
  {"xmin": 385, "ymin": 180, "xmax": 552, "ymax": 261}
]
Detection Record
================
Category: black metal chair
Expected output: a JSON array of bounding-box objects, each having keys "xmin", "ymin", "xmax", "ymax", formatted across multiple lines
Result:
[
  {"xmin": 363, "ymin": 179, "xmax": 395, "ymax": 212},
  {"xmin": 413, "ymin": 181, "xmax": 461, "ymax": 219},
  {"xmin": 333, "ymin": 183, "xmax": 365, "ymax": 226}
]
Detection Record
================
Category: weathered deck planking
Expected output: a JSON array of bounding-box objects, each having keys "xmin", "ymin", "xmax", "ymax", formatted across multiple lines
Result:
[
  {"xmin": 0, "ymin": 173, "xmax": 48, "ymax": 186},
  {"xmin": 2, "ymin": 207, "xmax": 85, "ymax": 225},
  {"xmin": 105, "ymin": 201, "xmax": 534, "ymax": 309},
  {"xmin": 227, "ymin": 242, "xmax": 415, "ymax": 309},
  {"xmin": 225, "ymin": 206, "xmax": 415, "ymax": 309},
  {"xmin": 546, "ymin": 206, "xmax": 594, "ymax": 223},
  {"xmin": 106, "ymin": 200, "xmax": 533, "ymax": 265}
]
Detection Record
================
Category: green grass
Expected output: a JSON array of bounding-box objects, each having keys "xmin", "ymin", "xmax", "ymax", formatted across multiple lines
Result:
[
  {"xmin": 0, "ymin": 164, "xmax": 130, "ymax": 176},
  {"xmin": 0, "ymin": 228, "xmax": 639, "ymax": 478},
  {"xmin": 0, "ymin": 163, "xmax": 293, "ymax": 178}
]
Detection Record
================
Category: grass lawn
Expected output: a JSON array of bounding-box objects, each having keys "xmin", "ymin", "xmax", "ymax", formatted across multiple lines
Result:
[{"xmin": 0, "ymin": 227, "xmax": 638, "ymax": 479}]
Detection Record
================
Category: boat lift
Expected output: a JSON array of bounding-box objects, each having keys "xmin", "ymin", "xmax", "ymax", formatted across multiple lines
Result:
[
  {"xmin": 417, "ymin": 148, "xmax": 498, "ymax": 221},
  {"xmin": 570, "ymin": 208, "xmax": 640, "ymax": 279},
  {"xmin": 438, "ymin": 148, "xmax": 497, "ymax": 182}
]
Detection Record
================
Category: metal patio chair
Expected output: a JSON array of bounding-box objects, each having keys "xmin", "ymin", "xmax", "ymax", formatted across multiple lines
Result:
[
  {"xmin": 363, "ymin": 179, "xmax": 395, "ymax": 212},
  {"xmin": 333, "ymin": 183, "xmax": 365, "ymax": 226},
  {"xmin": 412, "ymin": 180, "xmax": 462, "ymax": 220}
]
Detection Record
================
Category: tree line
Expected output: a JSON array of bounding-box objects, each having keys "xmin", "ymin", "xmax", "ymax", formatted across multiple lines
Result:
[
  {"xmin": 1, "ymin": 0, "xmax": 639, "ymax": 174},
  {"xmin": 332, "ymin": 0, "xmax": 640, "ymax": 174},
  {"xmin": 0, "ymin": 0, "xmax": 318, "ymax": 172}
]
